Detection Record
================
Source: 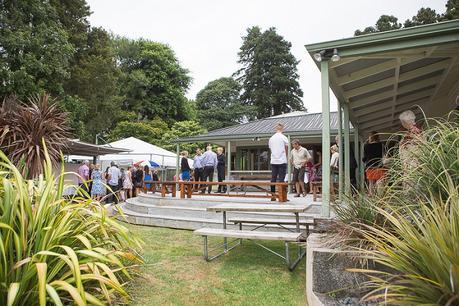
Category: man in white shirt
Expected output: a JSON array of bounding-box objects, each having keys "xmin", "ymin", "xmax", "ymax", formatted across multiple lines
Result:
[
  {"xmin": 268, "ymin": 123, "xmax": 289, "ymax": 199},
  {"xmin": 107, "ymin": 161, "xmax": 121, "ymax": 203},
  {"xmin": 290, "ymin": 139, "xmax": 312, "ymax": 197}
]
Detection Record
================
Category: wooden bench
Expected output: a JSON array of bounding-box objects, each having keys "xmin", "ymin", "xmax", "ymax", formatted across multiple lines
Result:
[
  {"xmin": 194, "ymin": 228, "xmax": 304, "ymax": 271},
  {"xmin": 195, "ymin": 203, "xmax": 309, "ymax": 271},
  {"xmin": 179, "ymin": 181, "xmax": 289, "ymax": 202},
  {"xmin": 228, "ymin": 217, "xmax": 314, "ymax": 236},
  {"xmin": 143, "ymin": 180, "xmax": 176, "ymax": 197}
]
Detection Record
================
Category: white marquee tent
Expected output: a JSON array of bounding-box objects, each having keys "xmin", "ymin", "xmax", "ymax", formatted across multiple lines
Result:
[{"xmin": 99, "ymin": 137, "xmax": 192, "ymax": 169}]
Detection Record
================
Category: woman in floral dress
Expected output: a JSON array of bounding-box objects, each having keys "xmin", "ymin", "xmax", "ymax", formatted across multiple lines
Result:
[{"xmin": 91, "ymin": 164, "xmax": 105, "ymax": 200}]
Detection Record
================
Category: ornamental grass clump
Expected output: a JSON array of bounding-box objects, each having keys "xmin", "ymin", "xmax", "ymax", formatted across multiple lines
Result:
[
  {"xmin": 332, "ymin": 112, "xmax": 459, "ymax": 304},
  {"xmin": 0, "ymin": 148, "xmax": 142, "ymax": 305}
]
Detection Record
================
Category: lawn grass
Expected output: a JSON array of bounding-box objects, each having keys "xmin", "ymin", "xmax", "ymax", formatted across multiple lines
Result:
[{"xmin": 125, "ymin": 224, "xmax": 307, "ymax": 306}]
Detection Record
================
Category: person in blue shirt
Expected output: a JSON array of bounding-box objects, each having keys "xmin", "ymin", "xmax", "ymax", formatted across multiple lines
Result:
[
  {"xmin": 193, "ymin": 148, "xmax": 204, "ymax": 191},
  {"xmin": 180, "ymin": 151, "xmax": 191, "ymax": 181},
  {"xmin": 200, "ymin": 145, "xmax": 218, "ymax": 194}
]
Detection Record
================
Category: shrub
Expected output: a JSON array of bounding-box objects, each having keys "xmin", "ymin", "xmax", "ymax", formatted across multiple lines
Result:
[
  {"xmin": 0, "ymin": 148, "xmax": 142, "ymax": 305},
  {"xmin": 0, "ymin": 94, "xmax": 70, "ymax": 179},
  {"xmin": 354, "ymin": 184, "xmax": 459, "ymax": 305},
  {"xmin": 332, "ymin": 112, "xmax": 459, "ymax": 304}
]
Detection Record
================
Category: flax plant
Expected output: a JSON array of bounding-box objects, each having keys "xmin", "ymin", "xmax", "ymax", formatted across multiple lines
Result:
[
  {"xmin": 0, "ymin": 147, "xmax": 142, "ymax": 305},
  {"xmin": 331, "ymin": 112, "xmax": 459, "ymax": 304}
]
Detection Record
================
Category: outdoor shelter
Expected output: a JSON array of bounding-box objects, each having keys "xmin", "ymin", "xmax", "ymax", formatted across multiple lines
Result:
[
  {"xmin": 174, "ymin": 111, "xmax": 354, "ymax": 191},
  {"xmin": 305, "ymin": 20, "xmax": 459, "ymax": 217},
  {"xmin": 99, "ymin": 137, "xmax": 193, "ymax": 180},
  {"xmin": 64, "ymin": 139, "xmax": 129, "ymax": 156}
]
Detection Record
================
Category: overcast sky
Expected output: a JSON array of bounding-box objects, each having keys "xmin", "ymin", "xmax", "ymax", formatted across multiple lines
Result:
[{"xmin": 87, "ymin": 0, "xmax": 446, "ymax": 113}]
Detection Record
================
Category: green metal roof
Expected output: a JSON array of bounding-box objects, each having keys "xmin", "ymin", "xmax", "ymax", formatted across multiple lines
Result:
[
  {"xmin": 175, "ymin": 111, "xmax": 346, "ymax": 143},
  {"xmin": 305, "ymin": 20, "xmax": 459, "ymax": 136}
]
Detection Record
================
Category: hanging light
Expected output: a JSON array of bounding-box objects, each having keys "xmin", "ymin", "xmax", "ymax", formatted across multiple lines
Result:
[
  {"xmin": 331, "ymin": 48, "xmax": 340, "ymax": 62},
  {"xmin": 313, "ymin": 50, "xmax": 326, "ymax": 62}
]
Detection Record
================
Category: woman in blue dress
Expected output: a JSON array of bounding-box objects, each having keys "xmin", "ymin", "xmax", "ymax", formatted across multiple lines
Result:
[
  {"xmin": 143, "ymin": 165, "xmax": 152, "ymax": 193},
  {"xmin": 91, "ymin": 164, "xmax": 105, "ymax": 200}
]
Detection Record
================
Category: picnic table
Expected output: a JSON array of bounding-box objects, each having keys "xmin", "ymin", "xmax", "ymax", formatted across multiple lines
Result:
[
  {"xmin": 194, "ymin": 203, "xmax": 309, "ymax": 270},
  {"xmin": 178, "ymin": 181, "xmax": 289, "ymax": 202}
]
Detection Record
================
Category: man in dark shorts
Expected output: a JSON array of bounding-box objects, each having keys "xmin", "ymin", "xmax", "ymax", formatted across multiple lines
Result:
[{"xmin": 290, "ymin": 139, "xmax": 312, "ymax": 197}]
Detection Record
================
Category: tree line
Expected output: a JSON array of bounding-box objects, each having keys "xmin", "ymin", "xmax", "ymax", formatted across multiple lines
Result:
[
  {"xmin": 0, "ymin": 0, "xmax": 304, "ymax": 152},
  {"xmin": 354, "ymin": 0, "xmax": 458, "ymax": 36}
]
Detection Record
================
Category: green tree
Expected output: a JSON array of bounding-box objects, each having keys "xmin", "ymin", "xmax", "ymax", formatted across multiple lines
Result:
[
  {"xmin": 355, "ymin": 15, "xmax": 401, "ymax": 36},
  {"xmin": 58, "ymin": 95, "xmax": 89, "ymax": 140},
  {"xmin": 64, "ymin": 27, "xmax": 122, "ymax": 140},
  {"xmin": 404, "ymin": 8, "xmax": 440, "ymax": 28},
  {"xmin": 355, "ymin": 1, "xmax": 459, "ymax": 36},
  {"xmin": 115, "ymin": 38, "xmax": 192, "ymax": 122},
  {"xmin": 49, "ymin": 0, "xmax": 91, "ymax": 50},
  {"xmin": 161, "ymin": 121, "xmax": 206, "ymax": 153},
  {"xmin": 196, "ymin": 77, "xmax": 256, "ymax": 130},
  {"xmin": 110, "ymin": 117, "xmax": 168, "ymax": 144},
  {"xmin": 0, "ymin": 0, "xmax": 74, "ymax": 98},
  {"xmin": 235, "ymin": 27, "xmax": 304, "ymax": 118},
  {"xmin": 442, "ymin": 0, "xmax": 459, "ymax": 20}
]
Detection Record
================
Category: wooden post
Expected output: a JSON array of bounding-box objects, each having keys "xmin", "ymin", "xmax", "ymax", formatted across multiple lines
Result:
[
  {"xmin": 180, "ymin": 182, "xmax": 185, "ymax": 199},
  {"xmin": 320, "ymin": 60, "xmax": 331, "ymax": 218},
  {"xmin": 338, "ymin": 102, "xmax": 344, "ymax": 201},
  {"xmin": 343, "ymin": 103, "xmax": 351, "ymax": 197}
]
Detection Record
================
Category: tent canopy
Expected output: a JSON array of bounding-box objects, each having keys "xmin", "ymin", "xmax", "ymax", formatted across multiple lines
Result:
[
  {"xmin": 99, "ymin": 137, "xmax": 191, "ymax": 168},
  {"xmin": 63, "ymin": 139, "xmax": 129, "ymax": 156}
]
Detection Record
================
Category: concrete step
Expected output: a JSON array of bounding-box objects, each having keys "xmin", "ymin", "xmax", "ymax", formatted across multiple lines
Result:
[
  {"xmin": 125, "ymin": 198, "xmax": 321, "ymax": 220},
  {"xmin": 116, "ymin": 205, "xmax": 315, "ymax": 231}
]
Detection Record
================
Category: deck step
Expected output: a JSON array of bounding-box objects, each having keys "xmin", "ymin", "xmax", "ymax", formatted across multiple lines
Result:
[{"xmin": 194, "ymin": 228, "xmax": 302, "ymax": 241}]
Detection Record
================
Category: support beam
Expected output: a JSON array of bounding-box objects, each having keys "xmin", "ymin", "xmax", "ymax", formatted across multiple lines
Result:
[
  {"xmin": 360, "ymin": 139, "xmax": 365, "ymax": 192},
  {"xmin": 226, "ymin": 141, "xmax": 231, "ymax": 180},
  {"xmin": 320, "ymin": 61, "xmax": 331, "ymax": 217},
  {"xmin": 354, "ymin": 129, "xmax": 360, "ymax": 188},
  {"xmin": 287, "ymin": 134, "xmax": 292, "ymax": 194},
  {"xmin": 337, "ymin": 102, "xmax": 344, "ymax": 201},
  {"xmin": 343, "ymin": 103, "xmax": 351, "ymax": 197}
]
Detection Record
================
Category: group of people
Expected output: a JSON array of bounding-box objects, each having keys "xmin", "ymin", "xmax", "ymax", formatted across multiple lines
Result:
[
  {"xmin": 77, "ymin": 161, "xmax": 159, "ymax": 203},
  {"xmin": 179, "ymin": 145, "xmax": 227, "ymax": 193},
  {"xmin": 269, "ymin": 123, "xmax": 323, "ymax": 199}
]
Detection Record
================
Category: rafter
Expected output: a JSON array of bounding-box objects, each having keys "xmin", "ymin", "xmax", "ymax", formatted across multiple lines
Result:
[
  {"xmin": 352, "ymin": 90, "xmax": 433, "ymax": 117},
  {"xmin": 349, "ymin": 74, "xmax": 441, "ymax": 109},
  {"xmin": 337, "ymin": 56, "xmax": 424, "ymax": 87}
]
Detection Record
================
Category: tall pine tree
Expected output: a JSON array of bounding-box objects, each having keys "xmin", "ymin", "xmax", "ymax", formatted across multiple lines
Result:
[{"xmin": 235, "ymin": 27, "xmax": 304, "ymax": 118}]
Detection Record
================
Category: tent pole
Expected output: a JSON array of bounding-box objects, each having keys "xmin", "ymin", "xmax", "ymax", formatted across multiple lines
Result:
[{"xmin": 176, "ymin": 144, "xmax": 180, "ymax": 186}]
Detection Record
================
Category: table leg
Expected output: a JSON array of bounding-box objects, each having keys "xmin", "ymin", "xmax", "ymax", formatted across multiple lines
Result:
[
  {"xmin": 295, "ymin": 213, "xmax": 300, "ymax": 232},
  {"xmin": 223, "ymin": 211, "xmax": 227, "ymax": 252},
  {"xmin": 180, "ymin": 182, "xmax": 185, "ymax": 199},
  {"xmin": 172, "ymin": 184, "xmax": 176, "ymax": 197}
]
